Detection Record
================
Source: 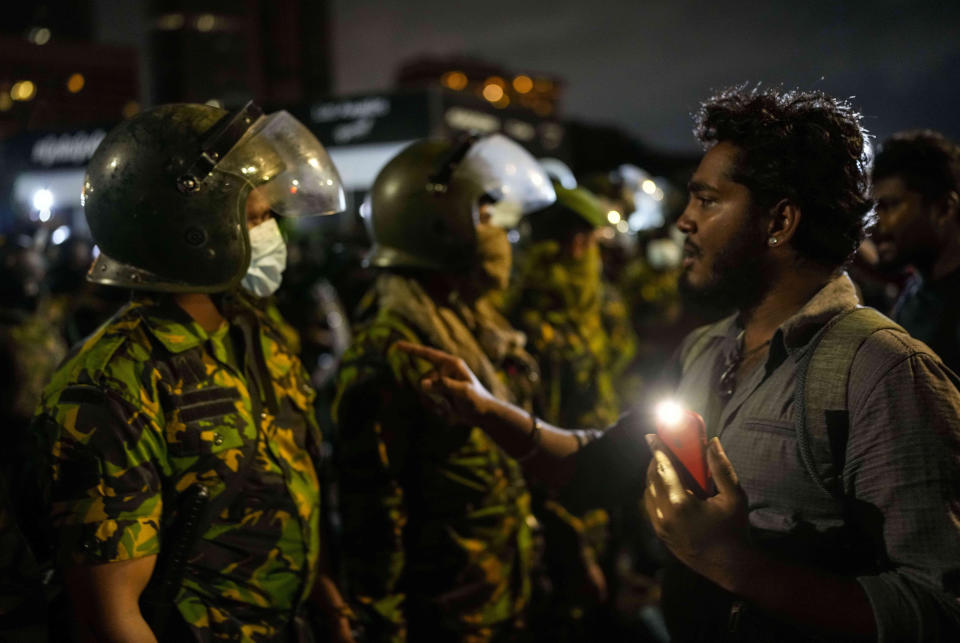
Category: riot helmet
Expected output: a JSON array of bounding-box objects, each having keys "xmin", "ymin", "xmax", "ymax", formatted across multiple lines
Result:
[
  {"xmin": 362, "ymin": 133, "xmax": 555, "ymax": 271},
  {"xmin": 83, "ymin": 102, "xmax": 345, "ymax": 292}
]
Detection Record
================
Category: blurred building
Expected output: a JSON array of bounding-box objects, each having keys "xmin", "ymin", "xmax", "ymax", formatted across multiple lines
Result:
[
  {"xmin": 397, "ymin": 56, "xmax": 563, "ymax": 118},
  {"xmin": 0, "ymin": 3, "xmax": 139, "ymax": 233},
  {"xmin": 149, "ymin": 0, "xmax": 333, "ymax": 109},
  {"xmin": 0, "ymin": 3, "xmax": 139, "ymax": 139},
  {"xmin": 0, "ymin": 0, "xmax": 336, "ymax": 234}
]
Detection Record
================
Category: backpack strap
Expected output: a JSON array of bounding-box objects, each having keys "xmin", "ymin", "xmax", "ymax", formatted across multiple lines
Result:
[{"xmin": 794, "ymin": 307, "xmax": 905, "ymax": 500}]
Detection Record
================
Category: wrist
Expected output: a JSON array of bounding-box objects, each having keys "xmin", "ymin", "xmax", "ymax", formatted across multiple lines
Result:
[
  {"xmin": 474, "ymin": 392, "xmax": 503, "ymax": 424},
  {"xmin": 707, "ymin": 541, "xmax": 760, "ymax": 594}
]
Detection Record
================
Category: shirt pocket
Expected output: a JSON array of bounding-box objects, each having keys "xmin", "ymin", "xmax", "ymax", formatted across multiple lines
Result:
[
  {"xmin": 166, "ymin": 386, "xmax": 246, "ymax": 456},
  {"xmin": 741, "ymin": 417, "xmax": 796, "ymax": 437}
]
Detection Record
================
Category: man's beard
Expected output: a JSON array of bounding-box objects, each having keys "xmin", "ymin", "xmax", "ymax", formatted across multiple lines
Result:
[{"xmin": 678, "ymin": 223, "xmax": 773, "ymax": 314}]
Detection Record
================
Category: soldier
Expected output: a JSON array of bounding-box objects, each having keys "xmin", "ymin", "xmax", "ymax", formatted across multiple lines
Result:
[
  {"xmin": 332, "ymin": 135, "xmax": 554, "ymax": 641},
  {"xmin": 506, "ymin": 184, "xmax": 637, "ymax": 637},
  {"xmin": 507, "ymin": 183, "xmax": 626, "ymax": 429},
  {"xmin": 31, "ymin": 102, "xmax": 354, "ymax": 642}
]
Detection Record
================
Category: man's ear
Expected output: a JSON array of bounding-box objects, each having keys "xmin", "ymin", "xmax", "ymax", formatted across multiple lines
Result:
[
  {"xmin": 766, "ymin": 199, "xmax": 802, "ymax": 248},
  {"xmin": 932, "ymin": 191, "xmax": 960, "ymax": 230}
]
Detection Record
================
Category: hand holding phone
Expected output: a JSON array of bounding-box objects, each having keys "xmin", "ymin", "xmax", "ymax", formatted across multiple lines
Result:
[{"xmin": 654, "ymin": 401, "xmax": 715, "ymax": 498}]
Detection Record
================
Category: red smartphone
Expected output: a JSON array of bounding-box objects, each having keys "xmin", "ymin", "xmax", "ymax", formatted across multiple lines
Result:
[{"xmin": 654, "ymin": 402, "xmax": 715, "ymax": 498}]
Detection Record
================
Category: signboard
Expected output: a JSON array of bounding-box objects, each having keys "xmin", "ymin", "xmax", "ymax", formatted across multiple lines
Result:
[
  {"xmin": 298, "ymin": 88, "xmax": 570, "ymax": 162},
  {"xmin": 0, "ymin": 126, "xmax": 114, "ymax": 171},
  {"xmin": 295, "ymin": 91, "xmax": 433, "ymax": 147}
]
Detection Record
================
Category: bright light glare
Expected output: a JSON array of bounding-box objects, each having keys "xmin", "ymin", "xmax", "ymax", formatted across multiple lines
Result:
[
  {"xmin": 513, "ymin": 75, "xmax": 533, "ymax": 94},
  {"xmin": 607, "ymin": 210, "xmax": 621, "ymax": 224},
  {"xmin": 33, "ymin": 188, "xmax": 54, "ymax": 211},
  {"xmin": 642, "ymin": 179, "xmax": 657, "ymax": 195},
  {"xmin": 655, "ymin": 400, "xmax": 684, "ymax": 428},
  {"xmin": 442, "ymin": 71, "xmax": 468, "ymax": 91},
  {"xmin": 11, "ymin": 80, "xmax": 37, "ymax": 101},
  {"xmin": 51, "ymin": 225, "xmax": 71, "ymax": 245},
  {"xmin": 67, "ymin": 73, "xmax": 85, "ymax": 93},
  {"xmin": 482, "ymin": 84, "xmax": 504, "ymax": 102}
]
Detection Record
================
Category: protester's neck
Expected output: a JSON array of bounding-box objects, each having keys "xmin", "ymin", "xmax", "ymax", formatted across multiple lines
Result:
[
  {"xmin": 739, "ymin": 260, "xmax": 833, "ymax": 349},
  {"xmin": 175, "ymin": 292, "xmax": 226, "ymax": 332}
]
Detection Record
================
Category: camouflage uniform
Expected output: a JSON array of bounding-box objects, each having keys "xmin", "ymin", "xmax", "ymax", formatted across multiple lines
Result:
[
  {"xmin": 0, "ymin": 302, "xmax": 69, "ymax": 431},
  {"xmin": 332, "ymin": 285, "xmax": 536, "ymax": 642},
  {"xmin": 506, "ymin": 240, "xmax": 641, "ymax": 634},
  {"xmin": 32, "ymin": 292, "xmax": 323, "ymax": 642},
  {"xmin": 506, "ymin": 241, "xmax": 625, "ymax": 429},
  {"xmin": 0, "ymin": 302, "xmax": 69, "ymax": 642}
]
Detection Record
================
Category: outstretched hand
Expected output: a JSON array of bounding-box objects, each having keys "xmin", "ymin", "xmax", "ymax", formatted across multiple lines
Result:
[
  {"xmin": 643, "ymin": 436, "xmax": 751, "ymax": 590},
  {"xmin": 393, "ymin": 341, "xmax": 496, "ymax": 426}
]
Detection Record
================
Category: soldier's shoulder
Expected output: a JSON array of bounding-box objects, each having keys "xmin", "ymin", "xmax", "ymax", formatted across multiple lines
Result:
[
  {"xmin": 343, "ymin": 311, "xmax": 421, "ymax": 362},
  {"xmin": 336, "ymin": 312, "xmax": 427, "ymax": 403},
  {"xmin": 42, "ymin": 301, "xmax": 154, "ymax": 404}
]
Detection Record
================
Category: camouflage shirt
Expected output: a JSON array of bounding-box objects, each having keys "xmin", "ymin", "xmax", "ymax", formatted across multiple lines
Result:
[
  {"xmin": 0, "ymin": 302, "xmax": 69, "ymax": 427},
  {"xmin": 333, "ymin": 309, "xmax": 535, "ymax": 642},
  {"xmin": 32, "ymin": 293, "xmax": 322, "ymax": 641},
  {"xmin": 506, "ymin": 241, "xmax": 625, "ymax": 429}
]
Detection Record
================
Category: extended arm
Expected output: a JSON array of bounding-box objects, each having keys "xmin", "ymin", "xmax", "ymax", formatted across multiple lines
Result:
[{"xmin": 394, "ymin": 341, "xmax": 585, "ymax": 486}]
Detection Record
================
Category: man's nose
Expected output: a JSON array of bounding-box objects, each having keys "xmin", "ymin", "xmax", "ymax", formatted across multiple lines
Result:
[{"xmin": 676, "ymin": 206, "xmax": 695, "ymax": 233}]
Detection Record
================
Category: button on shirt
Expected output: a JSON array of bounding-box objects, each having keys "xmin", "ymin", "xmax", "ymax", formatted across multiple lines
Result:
[{"xmin": 571, "ymin": 273, "xmax": 960, "ymax": 641}]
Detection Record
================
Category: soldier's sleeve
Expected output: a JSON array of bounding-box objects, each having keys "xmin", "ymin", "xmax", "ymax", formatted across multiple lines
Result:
[
  {"xmin": 34, "ymin": 376, "xmax": 166, "ymax": 568},
  {"xmin": 333, "ymin": 330, "xmax": 425, "ymax": 643}
]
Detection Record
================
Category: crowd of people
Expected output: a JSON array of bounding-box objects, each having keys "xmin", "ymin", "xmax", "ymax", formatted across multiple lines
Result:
[{"xmin": 1, "ymin": 84, "xmax": 959, "ymax": 643}]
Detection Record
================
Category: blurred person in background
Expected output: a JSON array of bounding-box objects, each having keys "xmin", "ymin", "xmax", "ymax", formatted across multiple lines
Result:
[
  {"xmin": 504, "ymin": 182, "xmax": 636, "ymax": 639},
  {"xmin": 332, "ymin": 134, "xmax": 554, "ymax": 642},
  {"xmin": 396, "ymin": 86, "xmax": 960, "ymax": 642},
  {"xmin": 29, "ymin": 102, "xmax": 354, "ymax": 642},
  {"xmin": 872, "ymin": 129, "xmax": 960, "ymax": 372},
  {"xmin": 507, "ymin": 182, "xmax": 623, "ymax": 429},
  {"xmin": 46, "ymin": 236, "xmax": 131, "ymax": 346},
  {"xmin": 0, "ymin": 236, "xmax": 68, "ymax": 642}
]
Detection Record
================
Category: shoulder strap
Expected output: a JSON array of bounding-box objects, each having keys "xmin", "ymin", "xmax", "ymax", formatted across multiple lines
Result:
[{"xmin": 795, "ymin": 307, "xmax": 905, "ymax": 499}]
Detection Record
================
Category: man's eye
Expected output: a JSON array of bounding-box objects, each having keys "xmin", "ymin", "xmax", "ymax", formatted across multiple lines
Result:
[{"xmin": 698, "ymin": 196, "xmax": 715, "ymax": 207}]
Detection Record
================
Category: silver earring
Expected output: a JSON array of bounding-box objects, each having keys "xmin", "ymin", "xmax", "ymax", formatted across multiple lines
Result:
[{"xmin": 768, "ymin": 237, "xmax": 779, "ymax": 246}]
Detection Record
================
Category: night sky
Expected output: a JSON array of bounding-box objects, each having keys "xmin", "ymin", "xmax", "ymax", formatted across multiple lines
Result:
[{"xmin": 333, "ymin": 0, "xmax": 960, "ymax": 153}]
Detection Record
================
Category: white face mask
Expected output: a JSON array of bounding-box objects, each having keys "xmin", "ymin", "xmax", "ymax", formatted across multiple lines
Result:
[{"xmin": 241, "ymin": 218, "xmax": 287, "ymax": 297}]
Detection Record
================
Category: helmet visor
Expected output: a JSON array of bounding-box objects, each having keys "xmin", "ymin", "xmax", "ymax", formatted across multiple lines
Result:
[
  {"xmin": 217, "ymin": 111, "xmax": 346, "ymax": 217},
  {"xmin": 458, "ymin": 133, "xmax": 556, "ymax": 227}
]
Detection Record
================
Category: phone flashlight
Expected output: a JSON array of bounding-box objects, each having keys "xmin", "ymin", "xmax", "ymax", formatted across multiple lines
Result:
[{"xmin": 654, "ymin": 400, "xmax": 714, "ymax": 497}]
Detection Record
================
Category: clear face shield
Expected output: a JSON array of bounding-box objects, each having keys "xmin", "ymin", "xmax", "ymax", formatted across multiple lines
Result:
[
  {"xmin": 216, "ymin": 110, "xmax": 346, "ymax": 217},
  {"xmin": 457, "ymin": 133, "xmax": 556, "ymax": 228}
]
